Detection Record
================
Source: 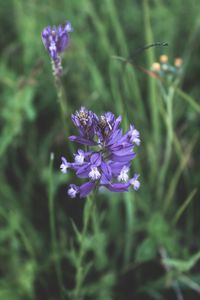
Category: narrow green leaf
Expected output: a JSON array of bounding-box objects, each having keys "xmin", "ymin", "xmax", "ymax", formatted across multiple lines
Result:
[
  {"xmin": 175, "ymin": 87, "xmax": 200, "ymax": 114},
  {"xmin": 164, "ymin": 251, "xmax": 200, "ymax": 273},
  {"xmin": 173, "ymin": 189, "xmax": 197, "ymax": 225}
]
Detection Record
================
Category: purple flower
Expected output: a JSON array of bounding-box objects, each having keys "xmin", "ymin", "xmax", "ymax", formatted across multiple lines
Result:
[
  {"xmin": 42, "ymin": 21, "xmax": 72, "ymax": 59},
  {"xmin": 68, "ymin": 184, "xmax": 79, "ymax": 198},
  {"xmin": 117, "ymin": 166, "xmax": 130, "ymax": 182},
  {"xmin": 60, "ymin": 157, "xmax": 69, "ymax": 174},
  {"xmin": 89, "ymin": 166, "xmax": 101, "ymax": 180},
  {"xmin": 74, "ymin": 149, "xmax": 85, "ymax": 164},
  {"xmin": 41, "ymin": 21, "xmax": 73, "ymax": 76},
  {"xmin": 128, "ymin": 125, "xmax": 140, "ymax": 145},
  {"xmin": 129, "ymin": 174, "xmax": 140, "ymax": 191},
  {"xmin": 70, "ymin": 107, "xmax": 98, "ymax": 143},
  {"xmin": 61, "ymin": 107, "xmax": 141, "ymax": 198}
]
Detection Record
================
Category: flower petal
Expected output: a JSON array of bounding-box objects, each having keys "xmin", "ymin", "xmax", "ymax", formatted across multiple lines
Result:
[
  {"xmin": 79, "ymin": 181, "xmax": 96, "ymax": 198},
  {"xmin": 68, "ymin": 135, "xmax": 96, "ymax": 146},
  {"xmin": 100, "ymin": 161, "xmax": 112, "ymax": 184},
  {"xmin": 104, "ymin": 182, "xmax": 130, "ymax": 192},
  {"xmin": 90, "ymin": 152, "xmax": 102, "ymax": 166}
]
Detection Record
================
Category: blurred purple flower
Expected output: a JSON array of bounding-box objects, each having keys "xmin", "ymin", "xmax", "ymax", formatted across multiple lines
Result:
[
  {"xmin": 42, "ymin": 21, "xmax": 72, "ymax": 59},
  {"xmin": 41, "ymin": 21, "xmax": 73, "ymax": 76},
  {"xmin": 61, "ymin": 107, "xmax": 141, "ymax": 198}
]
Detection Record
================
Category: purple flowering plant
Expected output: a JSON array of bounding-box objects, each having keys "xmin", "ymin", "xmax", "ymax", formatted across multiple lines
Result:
[
  {"xmin": 41, "ymin": 21, "xmax": 141, "ymax": 199},
  {"xmin": 41, "ymin": 21, "xmax": 73, "ymax": 77},
  {"xmin": 60, "ymin": 107, "xmax": 140, "ymax": 198}
]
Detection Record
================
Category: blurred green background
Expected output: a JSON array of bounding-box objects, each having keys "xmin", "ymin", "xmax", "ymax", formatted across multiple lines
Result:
[{"xmin": 0, "ymin": 0, "xmax": 200, "ymax": 299}]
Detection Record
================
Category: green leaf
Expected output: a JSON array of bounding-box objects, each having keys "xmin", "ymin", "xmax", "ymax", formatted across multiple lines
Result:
[
  {"xmin": 164, "ymin": 251, "xmax": 200, "ymax": 273},
  {"xmin": 135, "ymin": 238, "xmax": 157, "ymax": 263},
  {"xmin": 175, "ymin": 87, "xmax": 200, "ymax": 114}
]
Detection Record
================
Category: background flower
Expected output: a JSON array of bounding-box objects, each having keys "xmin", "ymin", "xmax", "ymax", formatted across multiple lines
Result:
[{"xmin": 41, "ymin": 21, "xmax": 73, "ymax": 76}]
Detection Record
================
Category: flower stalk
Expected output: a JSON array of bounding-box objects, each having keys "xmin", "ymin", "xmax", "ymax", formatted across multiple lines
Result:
[{"xmin": 41, "ymin": 21, "xmax": 73, "ymax": 142}]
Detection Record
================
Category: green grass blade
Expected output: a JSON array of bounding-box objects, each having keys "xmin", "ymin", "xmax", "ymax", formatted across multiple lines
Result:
[{"xmin": 173, "ymin": 189, "xmax": 197, "ymax": 225}]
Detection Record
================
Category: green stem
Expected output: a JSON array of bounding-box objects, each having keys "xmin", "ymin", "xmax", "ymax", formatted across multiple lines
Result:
[
  {"xmin": 55, "ymin": 76, "xmax": 69, "ymax": 129},
  {"xmin": 158, "ymin": 86, "xmax": 175, "ymax": 200},
  {"xmin": 54, "ymin": 75, "xmax": 74, "ymax": 153},
  {"xmin": 164, "ymin": 86, "xmax": 174, "ymax": 165},
  {"xmin": 123, "ymin": 192, "xmax": 135, "ymax": 265},
  {"xmin": 73, "ymin": 192, "xmax": 96, "ymax": 300},
  {"xmin": 48, "ymin": 153, "xmax": 64, "ymax": 300},
  {"xmin": 142, "ymin": 0, "xmax": 160, "ymax": 149}
]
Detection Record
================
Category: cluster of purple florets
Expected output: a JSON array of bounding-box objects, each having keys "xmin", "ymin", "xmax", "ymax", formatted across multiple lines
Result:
[
  {"xmin": 41, "ymin": 21, "xmax": 72, "ymax": 76},
  {"xmin": 60, "ymin": 107, "xmax": 140, "ymax": 198}
]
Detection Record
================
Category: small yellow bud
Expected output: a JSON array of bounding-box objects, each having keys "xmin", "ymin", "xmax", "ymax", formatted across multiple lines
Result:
[
  {"xmin": 152, "ymin": 62, "xmax": 161, "ymax": 71},
  {"xmin": 174, "ymin": 58, "xmax": 183, "ymax": 67},
  {"xmin": 160, "ymin": 54, "xmax": 168, "ymax": 63}
]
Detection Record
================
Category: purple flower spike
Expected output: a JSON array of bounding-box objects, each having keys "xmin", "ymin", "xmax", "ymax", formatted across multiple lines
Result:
[
  {"xmin": 61, "ymin": 107, "xmax": 141, "ymax": 198},
  {"xmin": 42, "ymin": 21, "xmax": 72, "ymax": 59},
  {"xmin": 41, "ymin": 21, "xmax": 73, "ymax": 77}
]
